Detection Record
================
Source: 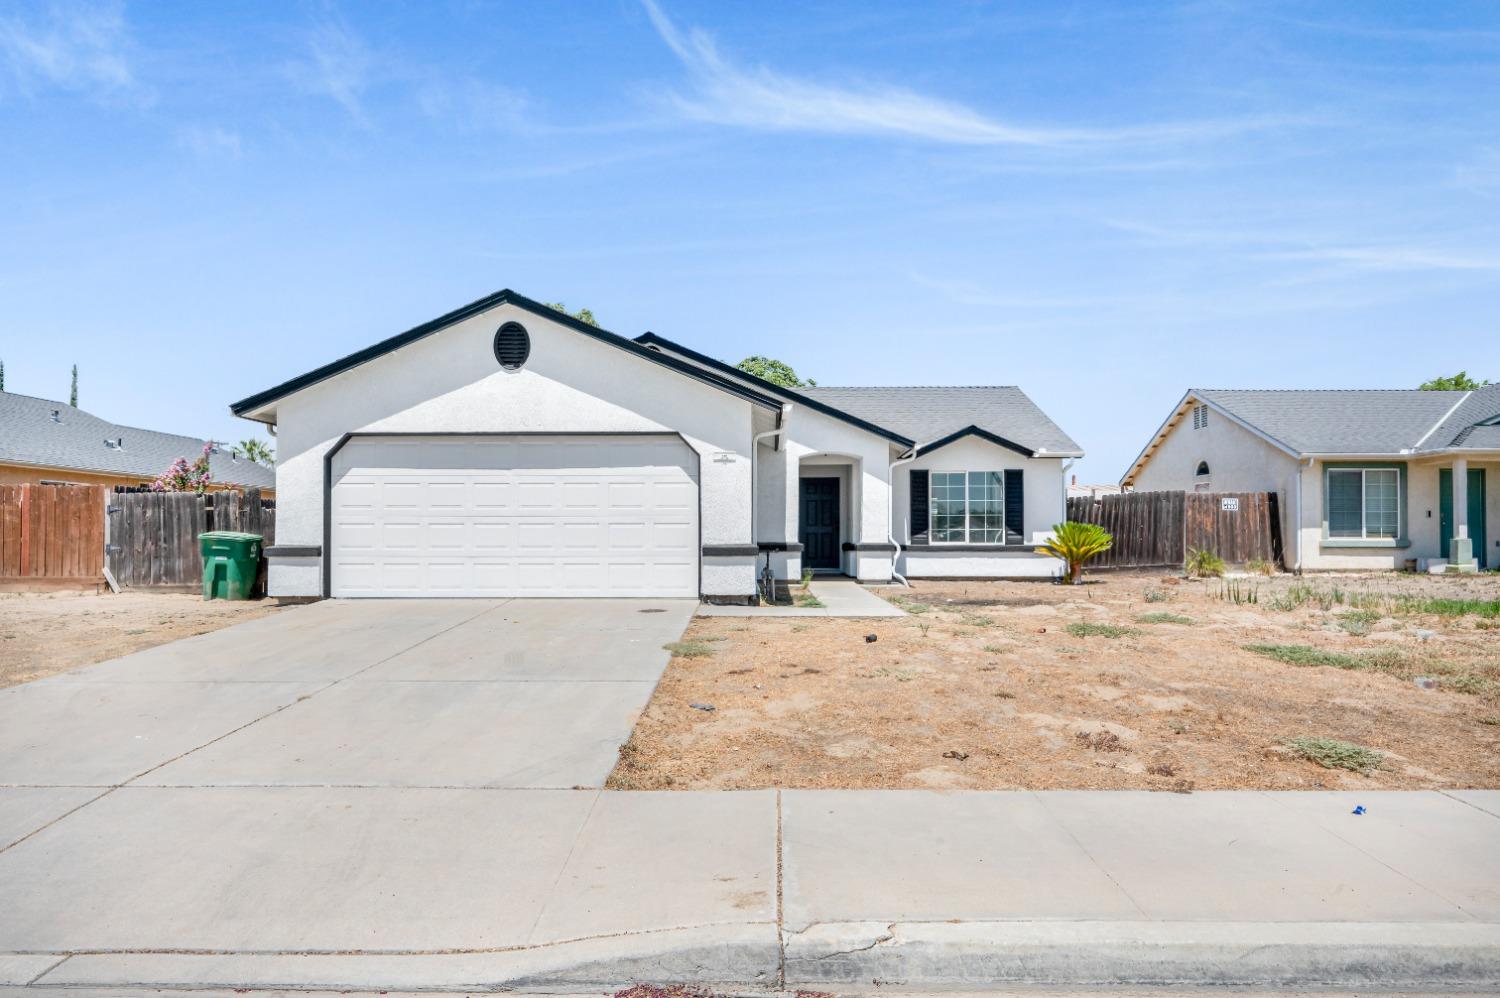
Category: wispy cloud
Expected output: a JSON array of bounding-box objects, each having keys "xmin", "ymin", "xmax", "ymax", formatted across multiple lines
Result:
[
  {"xmin": 0, "ymin": 0, "xmax": 147, "ymax": 104},
  {"xmin": 640, "ymin": 0, "xmax": 1290, "ymax": 148},
  {"xmin": 417, "ymin": 78, "xmax": 528, "ymax": 133},
  {"xmin": 177, "ymin": 125, "xmax": 242, "ymax": 160},
  {"xmin": 1263, "ymin": 245, "xmax": 1500, "ymax": 274},
  {"xmin": 287, "ymin": 8, "xmax": 372, "ymax": 126}
]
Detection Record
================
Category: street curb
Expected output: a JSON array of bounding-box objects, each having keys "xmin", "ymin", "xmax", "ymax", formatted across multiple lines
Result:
[
  {"xmin": 24, "ymin": 925, "xmax": 781, "ymax": 991},
  {"xmin": 782, "ymin": 920, "xmax": 1500, "ymax": 987}
]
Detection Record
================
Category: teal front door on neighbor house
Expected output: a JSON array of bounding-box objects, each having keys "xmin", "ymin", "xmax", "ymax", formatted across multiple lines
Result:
[{"xmin": 1440, "ymin": 467, "xmax": 1487, "ymax": 569}]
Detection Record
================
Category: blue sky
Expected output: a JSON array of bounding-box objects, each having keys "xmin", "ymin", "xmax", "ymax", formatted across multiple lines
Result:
[{"xmin": 2, "ymin": 1, "xmax": 1498, "ymax": 482}]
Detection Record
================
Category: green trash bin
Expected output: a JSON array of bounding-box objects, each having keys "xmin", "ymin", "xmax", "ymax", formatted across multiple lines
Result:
[{"xmin": 200, "ymin": 531, "xmax": 263, "ymax": 600}]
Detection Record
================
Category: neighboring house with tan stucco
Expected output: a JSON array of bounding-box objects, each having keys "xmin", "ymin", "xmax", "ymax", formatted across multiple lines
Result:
[
  {"xmin": 1122, "ymin": 387, "xmax": 1500, "ymax": 573},
  {"xmin": 0, "ymin": 391, "xmax": 275, "ymax": 494}
]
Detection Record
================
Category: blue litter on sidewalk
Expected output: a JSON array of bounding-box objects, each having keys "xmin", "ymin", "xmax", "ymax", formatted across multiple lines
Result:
[{"xmin": 1352, "ymin": 805, "xmax": 1366, "ymax": 815}]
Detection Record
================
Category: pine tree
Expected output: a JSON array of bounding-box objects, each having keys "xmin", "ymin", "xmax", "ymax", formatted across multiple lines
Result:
[{"xmin": 69, "ymin": 365, "xmax": 78, "ymax": 407}]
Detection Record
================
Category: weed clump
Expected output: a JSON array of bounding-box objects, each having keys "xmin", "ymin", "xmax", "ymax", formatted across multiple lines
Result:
[{"xmin": 1282, "ymin": 736, "xmax": 1385, "ymax": 773}]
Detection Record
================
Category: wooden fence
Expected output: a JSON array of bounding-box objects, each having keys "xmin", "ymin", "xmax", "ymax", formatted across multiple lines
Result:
[
  {"xmin": 1065, "ymin": 490, "xmax": 1282, "ymax": 570},
  {"xmin": 0, "ymin": 484, "xmax": 108, "ymax": 590},
  {"xmin": 107, "ymin": 488, "xmax": 275, "ymax": 591}
]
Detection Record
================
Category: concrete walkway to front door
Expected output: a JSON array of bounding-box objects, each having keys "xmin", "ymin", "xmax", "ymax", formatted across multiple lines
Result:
[
  {"xmin": 697, "ymin": 579, "xmax": 906, "ymax": 617},
  {"xmin": 0, "ymin": 600, "xmax": 1496, "ymax": 992}
]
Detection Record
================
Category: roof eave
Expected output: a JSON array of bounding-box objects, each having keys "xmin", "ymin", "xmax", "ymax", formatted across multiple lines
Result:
[{"xmin": 229, "ymin": 290, "xmax": 783, "ymax": 419}]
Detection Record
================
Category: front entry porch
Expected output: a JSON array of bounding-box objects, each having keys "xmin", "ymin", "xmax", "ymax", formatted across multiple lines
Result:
[{"xmin": 1439, "ymin": 459, "xmax": 1490, "ymax": 572}]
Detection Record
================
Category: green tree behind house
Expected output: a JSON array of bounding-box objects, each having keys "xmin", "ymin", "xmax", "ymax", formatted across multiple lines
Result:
[
  {"xmin": 736, "ymin": 356, "xmax": 816, "ymax": 388},
  {"xmin": 1419, "ymin": 371, "xmax": 1490, "ymax": 390},
  {"xmin": 544, "ymin": 302, "xmax": 598, "ymax": 327}
]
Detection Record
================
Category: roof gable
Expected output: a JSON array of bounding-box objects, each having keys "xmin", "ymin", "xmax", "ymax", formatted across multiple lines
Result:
[
  {"xmin": 230, "ymin": 290, "xmax": 782, "ymax": 421},
  {"xmin": 1196, "ymin": 388, "xmax": 1468, "ymax": 454}
]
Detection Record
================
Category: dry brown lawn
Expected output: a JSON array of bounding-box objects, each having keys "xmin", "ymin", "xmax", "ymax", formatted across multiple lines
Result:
[
  {"xmin": 0, "ymin": 590, "xmax": 280, "ymax": 688},
  {"xmin": 611, "ymin": 572, "xmax": 1500, "ymax": 791}
]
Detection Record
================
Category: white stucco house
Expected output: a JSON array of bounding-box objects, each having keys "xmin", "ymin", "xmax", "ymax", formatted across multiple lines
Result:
[
  {"xmin": 1122, "ymin": 388, "xmax": 1500, "ymax": 573},
  {"xmin": 230, "ymin": 290, "xmax": 1083, "ymax": 601}
]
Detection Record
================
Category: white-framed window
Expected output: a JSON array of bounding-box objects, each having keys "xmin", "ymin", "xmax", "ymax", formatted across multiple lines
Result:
[
  {"xmin": 1327, "ymin": 467, "xmax": 1400, "ymax": 539},
  {"xmin": 930, "ymin": 471, "xmax": 1006, "ymax": 543}
]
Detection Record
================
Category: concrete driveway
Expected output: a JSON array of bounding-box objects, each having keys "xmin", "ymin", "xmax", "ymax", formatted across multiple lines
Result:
[{"xmin": 0, "ymin": 597, "xmax": 693, "ymax": 790}]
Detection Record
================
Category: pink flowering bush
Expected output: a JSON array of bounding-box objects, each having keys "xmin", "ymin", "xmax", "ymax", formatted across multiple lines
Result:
[{"xmin": 151, "ymin": 442, "xmax": 214, "ymax": 494}]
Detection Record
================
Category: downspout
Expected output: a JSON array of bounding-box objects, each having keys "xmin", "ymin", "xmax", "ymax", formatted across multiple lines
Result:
[
  {"xmin": 1060, "ymin": 459, "xmax": 1076, "ymax": 522},
  {"xmin": 1294, "ymin": 456, "xmax": 1312, "ymax": 574},
  {"xmin": 751, "ymin": 405, "xmax": 793, "ymax": 581},
  {"xmin": 888, "ymin": 445, "xmax": 920, "ymax": 587}
]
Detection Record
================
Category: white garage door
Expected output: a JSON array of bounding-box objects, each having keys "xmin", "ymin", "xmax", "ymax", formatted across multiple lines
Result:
[{"xmin": 329, "ymin": 435, "xmax": 698, "ymax": 598}]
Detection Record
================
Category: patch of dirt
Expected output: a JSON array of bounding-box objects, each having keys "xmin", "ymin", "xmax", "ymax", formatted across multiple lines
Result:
[
  {"xmin": 609, "ymin": 573, "xmax": 1500, "ymax": 791},
  {"xmin": 0, "ymin": 590, "xmax": 279, "ymax": 688}
]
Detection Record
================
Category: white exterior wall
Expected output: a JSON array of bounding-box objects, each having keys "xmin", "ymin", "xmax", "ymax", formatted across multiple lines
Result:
[
  {"xmin": 893, "ymin": 436, "xmax": 1067, "ymax": 578},
  {"xmin": 778, "ymin": 406, "xmax": 898, "ymax": 582},
  {"xmin": 268, "ymin": 302, "xmax": 756, "ymax": 598},
  {"xmin": 1130, "ymin": 404, "xmax": 1301, "ymax": 565}
]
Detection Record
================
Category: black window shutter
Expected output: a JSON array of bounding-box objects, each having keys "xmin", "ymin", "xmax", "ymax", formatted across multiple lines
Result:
[
  {"xmin": 909, "ymin": 469, "xmax": 929, "ymax": 545},
  {"xmin": 1004, "ymin": 469, "xmax": 1024, "ymax": 544}
]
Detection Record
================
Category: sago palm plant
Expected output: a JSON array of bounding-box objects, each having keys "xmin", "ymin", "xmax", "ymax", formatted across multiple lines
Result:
[{"xmin": 1039, "ymin": 521, "xmax": 1113, "ymax": 585}]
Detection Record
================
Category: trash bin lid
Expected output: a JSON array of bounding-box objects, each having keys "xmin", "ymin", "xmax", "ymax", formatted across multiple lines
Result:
[{"xmin": 200, "ymin": 531, "xmax": 263, "ymax": 541}]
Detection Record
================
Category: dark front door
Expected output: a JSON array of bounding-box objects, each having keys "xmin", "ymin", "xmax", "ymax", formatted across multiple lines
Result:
[
  {"xmin": 799, "ymin": 477, "xmax": 841, "ymax": 570},
  {"xmin": 1440, "ymin": 467, "xmax": 1488, "ymax": 568}
]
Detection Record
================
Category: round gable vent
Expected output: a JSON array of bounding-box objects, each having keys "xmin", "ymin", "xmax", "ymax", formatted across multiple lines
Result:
[{"xmin": 493, "ymin": 322, "xmax": 530, "ymax": 371}]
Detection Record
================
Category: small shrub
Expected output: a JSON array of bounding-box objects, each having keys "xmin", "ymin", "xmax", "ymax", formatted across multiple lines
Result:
[
  {"xmin": 1246, "ymin": 558, "xmax": 1276, "ymax": 577},
  {"xmin": 1478, "ymin": 715, "xmax": 1500, "ymax": 726},
  {"xmin": 1147, "ymin": 761, "xmax": 1179, "ymax": 777},
  {"xmin": 1401, "ymin": 598, "xmax": 1500, "ymax": 619},
  {"xmin": 1184, "ymin": 548, "xmax": 1226, "ymax": 578},
  {"xmin": 1218, "ymin": 580, "xmax": 1258, "ymax": 605},
  {"xmin": 982, "ymin": 643, "xmax": 1006, "ymax": 653},
  {"xmin": 800, "ymin": 567, "xmax": 813, "ymax": 587},
  {"xmin": 1076, "ymin": 730, "xmax": 1128, "ymax": 752},
  {"xmin": 1066, "ymin": 621, "xmax": 1138, "ymax": 639},
  {"xmin": 663, "ymin": 640, "xmax": 714, "ymax": 658},
  {"xmin": 1282, "ymin": 736, "xmax": 1385, "ymax": 773},
  {"xmin": 1138, "ymin": 612, "xmax": 1194, "ymax": 625},
  {"xmin": 1143, "ymin": 588, "xmax": 1170, "ymax": 603},
  {"xmin": 1039, "ymin": 521, "xmax": 1114, "ymax": 584},
  {"xmin": 1168, "ymin": 718, "xmax": 1189, "ymax": 734},
  {"xmin": 1244, "ymin": 643, "xmax": 1363, "ymax": 669},
  {"xmin": 795, "ymin": 594, "xmax": 825, "ymax": 608},
  {"xmin": 961, "ymin": 612, "xmax": 995, "ymax": 627},
  {"xmin": 1337, "ymin": 609, "xmax": 1381, "ymax": 636},
  {"xmin": 869, "ymin": 666, "xmax": 916, "ymax": 682},
  {"xmin": 1443, "ymin": 673, "xmax": 1499, "ymax": 696}
]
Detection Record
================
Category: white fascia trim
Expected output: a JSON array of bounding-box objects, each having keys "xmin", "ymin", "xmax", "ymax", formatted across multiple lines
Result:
[{"xmin": 1412, "ymin": 390, "xmax": 1473, "ymax": 450}]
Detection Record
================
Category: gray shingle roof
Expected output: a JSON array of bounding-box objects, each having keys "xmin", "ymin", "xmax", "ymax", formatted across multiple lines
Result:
[
  {"xmin": 1455, "ymin": 423, "xmax": 1500, "ymax": 450},
  {"xmin": 1419, "ymin": 383, "xmax": 1500, "ymax": 450},
  {"xmin": 801, "ymin": 386, "xmax": 1082, "ymax": 455},
  {"xmin": 0, "ymin": 391, "xmax": 274, "ymax": 488},
  {"xmin": 1194, "ymin": 388, "xmax": 1487, "ymax": 454}
]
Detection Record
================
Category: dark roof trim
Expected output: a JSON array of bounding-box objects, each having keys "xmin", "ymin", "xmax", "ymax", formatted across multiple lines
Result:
[
  {"xmin": 634, "ymin": 332, "xmax": 915, "ymax": 447},
  {"xmin": 230, "ymin": 289, "xmax": 782, "ymax": 419},
  {"xmin": 916, "ymin": 424, "xmax": 1037, "ymax": 458}
]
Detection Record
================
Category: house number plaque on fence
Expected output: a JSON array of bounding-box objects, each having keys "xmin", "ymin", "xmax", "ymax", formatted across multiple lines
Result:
[{"xmin": 1221, "ymin": 497, "xmax": 1240, "ymax": 511}]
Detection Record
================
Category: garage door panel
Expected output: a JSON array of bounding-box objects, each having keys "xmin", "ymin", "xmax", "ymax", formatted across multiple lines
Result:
[{"xmin": 331, "ymin": 435, "xmax": 699, "ymax": 598}]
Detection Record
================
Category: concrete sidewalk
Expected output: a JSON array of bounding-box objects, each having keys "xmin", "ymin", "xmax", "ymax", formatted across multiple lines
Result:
[
  {"xmin": 697, "ymin": 579, "xmax": 905, "ymax": 617},
  {"xmin": 2, "ymin": 788, "xmax": 1496, "ymax": 990}
]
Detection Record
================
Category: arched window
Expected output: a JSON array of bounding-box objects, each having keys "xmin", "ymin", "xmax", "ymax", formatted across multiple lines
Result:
[{"xmin": 1195, "ymin": 461, "xmax": 1211, "ymax": 477}]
